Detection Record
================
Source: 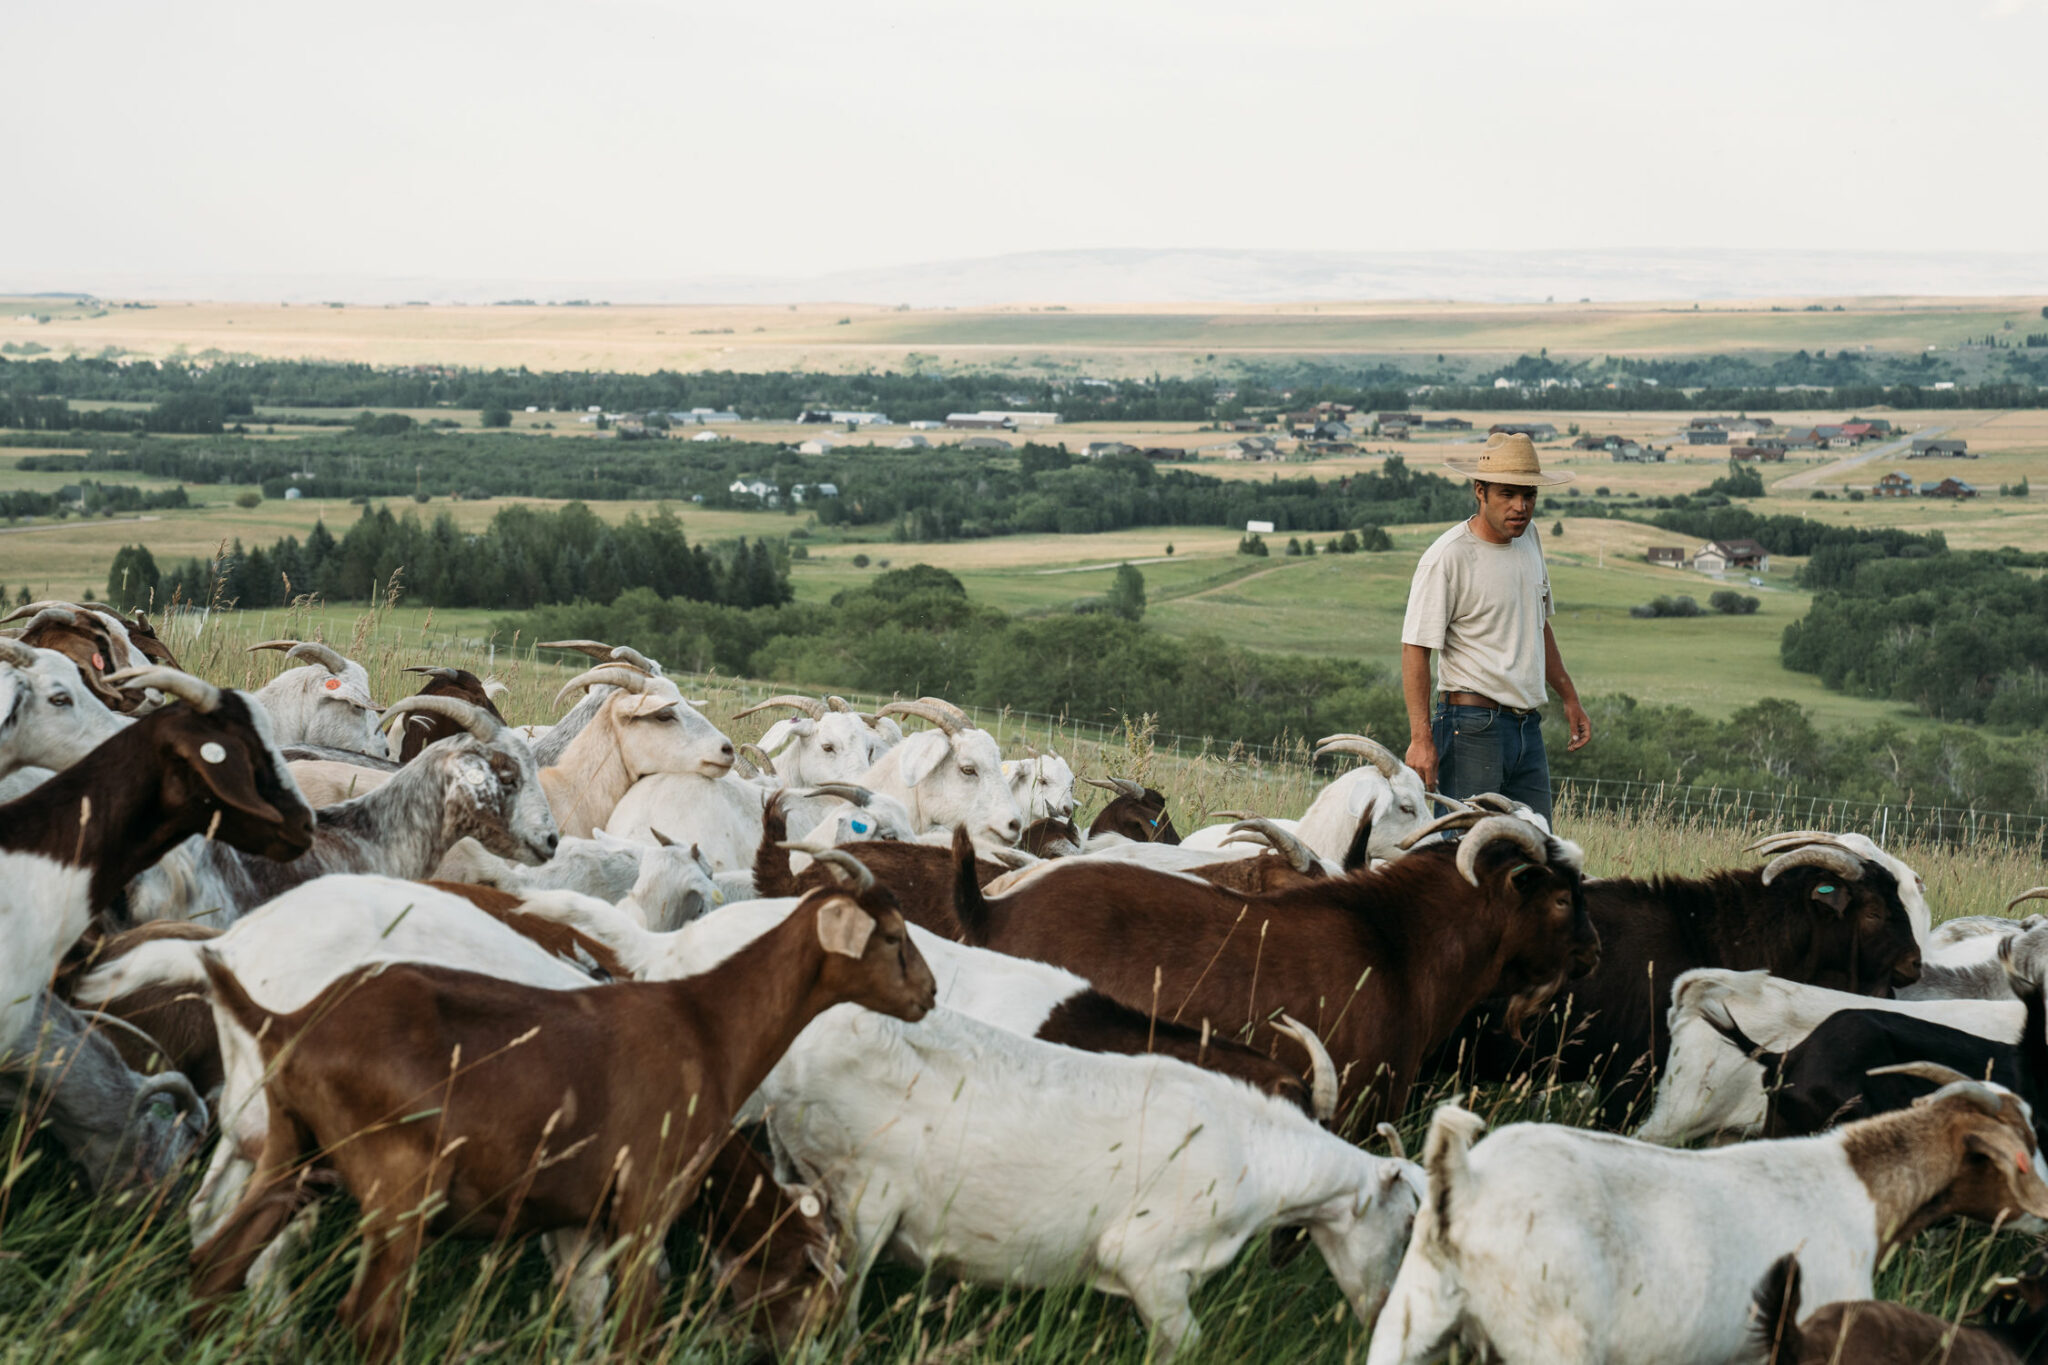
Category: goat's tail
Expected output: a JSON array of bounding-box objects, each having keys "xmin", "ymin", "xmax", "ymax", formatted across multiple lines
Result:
[
  {"xmin": 951, "ymin": 825, "xmax": 992, "ymax": 944},
  {"xmin": 1420, "ymin": 1101, "xmax": 1486, "ymax": 1253},
  {"xmin": 752, "ymin": 791, "xmax": 799, "ymax": 898},
  {"xmin": 1749, "ymin": 1253, "xmax": 1804, "ymax": 1364},
  {"xmin": 198, "ymin": 948, "xmax": 279, "ymax": 1052}
]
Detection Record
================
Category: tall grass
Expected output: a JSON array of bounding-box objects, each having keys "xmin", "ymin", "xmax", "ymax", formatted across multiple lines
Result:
[{"xmin": 3, "ymin": 609, "xmax": 2043, "ymax": 1362}]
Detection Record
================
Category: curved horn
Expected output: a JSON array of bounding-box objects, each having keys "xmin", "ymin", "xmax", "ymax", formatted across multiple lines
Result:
[
  {"xmin": 792, "ymin": 783, "xmax": 876, "ymax": 808},
  {"xmin": 1868, "ymin": 1064, "xmax": 2011, "ymax": 1118},
  {"xmin": 536, "ymin": 639, "xmax": 619, "ymax": 660},
  {"xmin": 19, "ymin": 607, "xmax": 82, "ymax": 634},
  {"xmin": 737, "ymin": 742, "xmax": 777, "ymax": 774},
  {"xmin": 1275, "ymin": 1014, "xmax": 1339, "ymax": 1122},
  {"xmin": 1314, "ymin": 732, "xmax": 1403, "ymax": 781},
  {"xmin": 607, "ymin": 645, "xmax": 662, "ymax": 675},
  {"xmin": 1743, "ymin": 830, "xmax": 1856, "ymax": 856},
  {"xmin": 1455, "ymin": 816, "xmax": 1549, "ymax": 889},
  {"xmin": 1375, "ymin": 1121, "xmax": 1408, "ymax": 1162},
  {"xmin": 128, "ymin": 1069, "xmax": 209, "ymax": 1130},
  {"xmin": 1397, "ymin": 809, "xmax": 1489, "ymax": 851},
  {"xmin": 0, "ymin": 636, "xmax": 40, "ymax": 668},
  {"xmin": 0, "ymin": 600, "xmax": 75, "ymax": 624},
  {"xmin": 377, "ymin": 694, "xmax": 499, "ymax": 742},
  {"xmin": 1205, "ymin": 809, "xmax": 1264, "ymax": 822},
  {"xmin": 1426, "ymin": 792, "xmax": 1478, "ymax": 813},
  {"xmin": 1222, "ymin": 819, "xmax": 1316, "ymax": 873},
  {"xmin": 2006, "ymin": 888, "xmax": 2048, "ymax": 914},
  {"xmin": 551, "ymin": 665, "xmax": 652, "ymax": 712},
  {"xmin": 793, "ymin": 846, "xmax": 876, "ymax": 896},
  {"xmin": 876, "ymin": 699, "xmax": 960, "ymax": 735},
  {"xmin": 825, "ymin": 695, "xmax": 854, "ymax": 713},
  {"xmin": 1760, "ymin": 845, "xmax": 1866, "ymax": 888},
  {"xmin": 915, "ymin": 696, "xmax": 971, "ymax": 722},
  {"xmin": 404, "ymin": 666, "xmax": 463, "ymax": 683},
  {"xmin": 1083, "ymin": 776, "xmax": 1146, "ymax": 799},
  {"xmin": 982, "ymin": 845, "xmax": 1037, "ymax": 870},
  {"xmin": 105, "ymin": 666, "xmax": 220, "ymax": 713},
  {"xmin": 733, "ymin": 694, "xmax": 827, "ymax": 722},
  {"xmin": 1464, "ymin": 793, "xmax": 1522, "ymax": 815}
]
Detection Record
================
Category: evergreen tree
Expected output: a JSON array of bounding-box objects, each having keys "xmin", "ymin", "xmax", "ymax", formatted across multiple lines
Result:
[{"xmin": 1107, "ymin": 562, "xmax": 1146, "ymax": 621}]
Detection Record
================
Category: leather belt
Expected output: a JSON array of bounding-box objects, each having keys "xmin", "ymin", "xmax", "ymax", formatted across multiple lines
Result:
[{"xmin": 1440, "ymin": 690, "xmax": 1540, "ymax": 717}]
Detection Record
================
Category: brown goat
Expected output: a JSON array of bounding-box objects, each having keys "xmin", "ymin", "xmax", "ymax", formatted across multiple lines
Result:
[
  {"xmin": 1753, "ymin": 1253, "xmax": 2048, "ymax": 1364},
  {"xmin": 393, "ymin": 667, "xmax": 506, "ymax": 762},
  {"xmin": 950, "ymin": 816, "xmax": 1596, "ymax": 1127},
  {"xmin": 751, "ymin": 794, "xmax": 1008, "ymax": 937},
  {"xmin": 56, "ymin": 921, "xmax": 227, "ymax": 1092},
  {"xmin": 423, "ymin": 880, "xmax": 633, "ymax": 980},
  {"xmin": 4, "ymin": 605, "xmax": 133, "ymax": 710},
  {"xmin": 191, "ymin": 875, "xmax": 936, "ymax": 1362},
  {"xmin": 1082, "ymin": 776, "xmax": 1179, "ymax": 844}
]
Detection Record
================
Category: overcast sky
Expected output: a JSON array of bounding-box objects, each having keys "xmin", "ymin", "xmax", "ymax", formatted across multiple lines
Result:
[{"xmin": 6, "ymin": 0, "xmax": 2044, "ymax": 295}]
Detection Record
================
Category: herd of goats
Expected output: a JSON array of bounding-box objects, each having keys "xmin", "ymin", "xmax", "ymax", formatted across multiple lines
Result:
[{"xmin": 8, "ymin": 596, "xmax": 2048, "ymax": 1363}]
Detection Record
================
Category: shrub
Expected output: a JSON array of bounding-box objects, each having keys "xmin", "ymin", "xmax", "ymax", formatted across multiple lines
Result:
[
  {"xmin": 851, "ymin": 553, "xmax": 871, "ymax": 568},
  {"xmin": 1633, "ymin": 594, "xmax": 1704, "ymax": 618},
  {"xmin": 233, "ymin": 491, "xmax": 262, "ymax": 509},
  {"xmin": 479, "ymin": 406, "xmax": 513, "ymax": 428},
  {"xmin": 1285, "ymin": 537, "xmax": 1302, "ymax": 556},
  {"xmin": 412, "ymin": 491, "xmax": 430, "ymax": 504},
  {"xmin": 1709, "ymin": 590, "xmax": 1761, "ymax": 615}
]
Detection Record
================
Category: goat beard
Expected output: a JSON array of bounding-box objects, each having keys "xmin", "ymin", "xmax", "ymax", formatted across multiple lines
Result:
[{"xmin": 1495, "ymin": 971, "xmax": 1571, "ymax": 1046}]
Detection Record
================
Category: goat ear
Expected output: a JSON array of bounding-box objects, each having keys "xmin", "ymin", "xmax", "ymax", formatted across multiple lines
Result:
[
  {"xmin": 167, "ymin": 729, "xmax": 286, "ymax": 827},
  {"xmin": 1346, "ymin": 780, "xmax": 1379, "ymax": 820},
  {"xmin": 895, "ymin": 731, "xmax": 948, "ymax": 787},
  {"xmin": 630, "ymin": 699, "xmax": 679, "ymax": 723},
  {"xmin": 1810, "ymin": 881, "xmax": 1851, "ymax": 914},
  {"xmin": 815, "ymin": 894, "xmax": 876, "ymax": 958},
  {"xmin": 759, "ymin": 718, "xmax": 812, "ymax": 752}
]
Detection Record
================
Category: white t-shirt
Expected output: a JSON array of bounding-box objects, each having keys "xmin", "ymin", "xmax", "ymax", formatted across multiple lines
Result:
[{"xmin": 1400, "ymin": 520, "xmax": 1554, "ymax": 710}]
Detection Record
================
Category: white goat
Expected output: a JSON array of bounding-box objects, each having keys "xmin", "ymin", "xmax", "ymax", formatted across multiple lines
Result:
[
  {"xmin": 856, "ymin": 697, "xmax": 1022, "ymax": 846},
  {"xmin": 123, "ymin": 695, "xmax": 558, "ymax": 925},
  {"xmin": 1295, "ymin": 734, "xmax": 1436, "ymax": 864},
  {"xmin": 540, "ymin": 663, "xmax": 734, "ymax": 838},
  {"xmin": 434, "ymin": 831, "xmax": 725, "ymax": 931},
  {"xmin": 736, "ymin": 693, "xmax": 893, "ymax": 786},
  {"xmin": 0, "ymin": 638, "xmax": 127, "ymax": 780},
  {"xmin": 1634, "ymin": 965, "xmax": 2029, "ymax": 1146},
  {"xmin": 1367, "ymin": 1082, "xmax": 2048, "ymax": 1365},
  {"xmin": 247, "ymin": 640, "xmax": 384, "ymax": 758},
  {"xmin": 1002, "ymin": 748, "xmax": 1076, "ymax": 823}
]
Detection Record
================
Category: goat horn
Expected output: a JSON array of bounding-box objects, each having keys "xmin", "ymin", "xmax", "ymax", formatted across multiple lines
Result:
[
  {"xmin": 0, "ymin": 637, "xmax": 39, "ymax": 668},
  {"xmin": 1426, "ymin": 792, "xmax": 1477, "ymax": 812},
  {"xmin": 1083, "ymin": 776, "xmax": 1146, "ymax": 799},
  {"xmin": 916, "ymin": 695, "xmax": 971, "ymax": 721},
  {"xmin": 552, "ymin": 665, "xmax": 652, "ymax": 711},
  {"xmin": 607, "ymin": 645, "xmax": 662, "ymax": 675},
  {"xmin": 983, "ymin": 845, "xmax": 1037, "ymax": 870},
  {"xmin": 1222, "ymin": 819, "xmax": 1316, "ymax": 873},
  {"xmin": 1375, "ymin": 1122, "xmax": 1408, "ymax": 1162},
  {"xmin": 1455, "ymin": 816, "xmax": 1549, "ymax": 889},
  {"xmin": 876, "ymin": 699, "xmax": 960, "ymax": 735},
  {"xmin": 734, "ymin": 694, "xmax": 827, "ymax": 721},
  {"xmin": 792, "ymin": 783, "xmax": 876, "ymax": 808},
  {"xmin": 738, "ymin": 742, "xmax": 777, "ymax": 773},
  {"xmin": 1206, "ymin": 809, "xmax": 1263, "ymax": 821},
  {"xmin": 790, "ymin": 845, "xmax": 876, "ymax": 896},
  {"xmin": 856, "ymin": 711, "xmax": 887, "ymax": 730},
  {"xmin": 1463, "ymin": 793, "xmax": 1522, "ymax": 815},
  {"xmin": 105, "ymin": 666, "xmax": 220, "ymax": 713},
  {"xmin": 1743, "ymin": 830, "xmax": 1853, "ymax": 855},
  {"xmin": 377, "ymin": 694, "xmax": 499, "ymax": 742},
  {"xmin": 1275, "ymin": 1015, "xmax": 1339, "ymax": 1122},
  {"xmin": 2006, "ymin": 888, "xmax": 2048, "ymax": 913},
  {"xmin": 0, "ymin": 600, "xmax": 73, "ymax": 624},
  {"xmin": 128, "ymin": 1069, "xmax": 209, "ymax": 1129},
  {"xmin": 825, "ymin": 694, "xmax": 854, "ymax": 712},
  {"xmin": 536, "ymin": 639, "xmax": 618, "ymax": 660},
  {"xmin": 19, "ymin": 607, "xmax": 82, "ymax": 634},
  {"xmin": 1760, "ymin": 845, "xmax": 1865, "ymax": 887},
  {"xmin": 1314, "ymin": 733, "xmax": 1403, "ymax": 780},
  {"xmin": 1869, "ymin": 1064, "xmax": 2012, "ymax": 1119},
  {"xmin": 282, "ymin": 641, "xmax": 351, "ymax": 674},
  {"xmin": 404, "ymin": 666, "xmax": 462, "ymax": 683},
  {"xmin": 651, "ymin": 829, "xmax": 677, "ymax": 848},
  {"xmin": 1398, "ymin": 809, "xmax": 1489, "ymax": 850}
]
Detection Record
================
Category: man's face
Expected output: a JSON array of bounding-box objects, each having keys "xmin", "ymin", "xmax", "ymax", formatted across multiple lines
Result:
[{"xmin": 1476, "ymin": 481, "xmax": 1538, "ymax": 539}]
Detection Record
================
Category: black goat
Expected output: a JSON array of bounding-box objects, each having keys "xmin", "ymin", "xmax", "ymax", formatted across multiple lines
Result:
[{"xmin": 1082, "ymin": 777, "xmax": 1178, "ymax": 844}]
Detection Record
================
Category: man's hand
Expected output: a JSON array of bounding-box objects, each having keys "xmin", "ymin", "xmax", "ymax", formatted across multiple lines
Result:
[
  {"xmin": 1563, "ymin": 697, "xmax": 1592, "ymax": 752},
  {"xmin": 1406, "ymin": 734, "xmax": 1439, "ymax": 791}
]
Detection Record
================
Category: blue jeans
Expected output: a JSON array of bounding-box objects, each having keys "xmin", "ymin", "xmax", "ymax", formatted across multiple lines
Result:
[{"xmin": 1432, "ymin": 703, "xmax": 1553, "ymax": 823}]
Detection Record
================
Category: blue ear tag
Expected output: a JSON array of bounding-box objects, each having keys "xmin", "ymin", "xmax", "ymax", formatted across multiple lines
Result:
[
  {"xmin": 1815, "ymin": 884, "xmax": 1837, "ymax": 895},
  {"xmin": 851, "ymin": 818, "xmax": 871, "ymax": 835},
  {"xmin": 1148, "ymin": 815, "xmax": 1160, "ymax": 827}
]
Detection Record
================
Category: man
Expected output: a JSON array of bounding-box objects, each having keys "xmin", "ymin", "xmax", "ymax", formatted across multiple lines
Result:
[{"xmin": 1400, "ymin": 431, "xmax": 1590, "ymax": 822}]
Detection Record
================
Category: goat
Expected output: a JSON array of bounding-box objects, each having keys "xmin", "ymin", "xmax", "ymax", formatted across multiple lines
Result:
[
  {"xmin": 1019, "ymin": 814, "xmax": 1083, "ymax": 857},
  {"xmin": 859, "ymin": 697, "xmax": 1022, "ymax": 846},
  {"xmin": 540, "ymin": 664, "xmax": 734, "ymax": 838},
  {"xmin": 436, "ymin": 830, "xmax": 724, "ymax": 930},
  {"xmin": 528, "ymin": 639, "xmax": 668, "ymax": 764},
  {"xmin": 765, "ymin": 1001, "xmax": 1420, "ymax": 1358},
  {"xmin": 0, "ymin": 637, "xmax": 127, "ymax": 780},
  {"xmin": 1907, "ymin": 890, "xmax": 2048, "ymax": 1001},
  {"xmin": 1752, "ymin": 828, "xmax": 1935, "ymax": 954},
  {"xmin": 386, "ymin": 665, "xmax": 506, "ymax": 762},
  {"xmin": 948, "ymin": 815, "xmax": 1595, "ymax": 1126},
  {"xmin": 189, "ymin": 860, "xmax": 936, "ymax": 1361},
  {"xmin": 753, "ymin": 794, "xmax": 1009, "ymax": 936},
  {"xmin": 1366, "ymin": 1069, "xmax": 2048, "ymax": 1365},
  {"xmin": 735, "ymin": 693, "xmax": 892, "ymax": 786},
  {"xmin": 1082, "ymin": 775, "xmax": 1179, "ymax": 843},
  {"xmin": 0, "ymin": 991, "xmax": 207, "ymax": 1195},
  {"xmin": 120, "ymin": 694, "xmax": 557, "ymax": 926},
  {"xmin": 1455, "ymin": 834, "xmax": 1924, "ymax": 1126},
  {"xmin": 1001, "ymin": 746, "xmax": 1076, "ymax": 822},
  {"xmin": 1297, "ymin": 733, "xmax": 1437, "ymax": 863},
  {"xmin": 1751, "ymin": 1253, "xmax": 2048, "ymax": 1365},
  {"xmin": 1638, "ymin": 966, "xmax": 2026, "ymax": 1146},
  {"xmin": 2, "ymin": 666, "xmax": 313, "ymax": 1055},
  {"xmin": 4, "ymin": 599, "xmax": 176, "ymax": 673},
  {"xmin": 1068, "ymin": 817, "xmax": 1340, "ymax": 888},
  {"xmin": 284, "ymin": 758, "xmax": 391, "ymax": 807},
  {"xmin": 246, "ymin": 639, "xmax": 385, "ymax": 757},
  {"xmin": 4, "ymin": 604, "xmax": 134, "ymax": 711},
  {"xmin": 1704, "ymin": 934, "xmax": 2048, "ymax": 1141}
]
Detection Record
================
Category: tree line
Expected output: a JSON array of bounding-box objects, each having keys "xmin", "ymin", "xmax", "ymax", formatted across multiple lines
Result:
[
  {"xmin": 107, "ymin": 503, "xmax": 793, "ymax": 613},
  {"xmin": 1, "ymin": 481, "xmax": 190, "ymax": 520}
]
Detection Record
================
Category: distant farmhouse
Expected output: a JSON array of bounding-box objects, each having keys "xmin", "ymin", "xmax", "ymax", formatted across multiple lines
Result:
[
  {"xmin": 1921, "ymin": 477, "xmax": 1977, "ymax": 499},
  {"xmin": 1694, "ymin": 539, "xmax": 1770, "ymax": 574},
  {"xmin": 1910, "ymin": 438, "xmax": 1971, "ymax": 458},
  {"xmin": 1646, "ymin": 546, "xmax": 1688, "ymax": 567},
  {"xmin": 1489, "ymin": 422, "xmax": 1559, "ymax": 441},
  {"xmin": 1731, "ymin": 442, "xmax": 1786, "ymax": 462},
  {"xmin": 1873, "ymin": 471, "xmax": 1914, "ymax": 497}
]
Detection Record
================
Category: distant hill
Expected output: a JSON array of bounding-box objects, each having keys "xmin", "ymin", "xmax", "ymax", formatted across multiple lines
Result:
[{"xmin": 13, "ymin": 248, "xmax": 2048, "ymax": 308}]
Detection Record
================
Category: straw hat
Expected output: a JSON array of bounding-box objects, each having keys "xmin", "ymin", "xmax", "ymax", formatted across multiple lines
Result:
[{"xmin": 1444, "ymin": 432, "xmax": 1575, "ymax": 486}]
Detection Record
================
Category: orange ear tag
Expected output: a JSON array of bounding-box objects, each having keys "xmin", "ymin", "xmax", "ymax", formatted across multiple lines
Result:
[
  {"xmin": 92, "ymin": 653, "xmax": 105, "ymax": 670},
  {"xmin": 2020, "ymin": 1150, "xmax": 2032, "ymax": 1175},
  {"xmin": 325, "ymin": 677, "xmax": 341, "ymax": 690}
]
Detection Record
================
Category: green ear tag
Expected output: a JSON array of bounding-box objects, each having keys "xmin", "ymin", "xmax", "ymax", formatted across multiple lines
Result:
[{"xmin": 1815, "ymin": 884, "xmax": 1837, "ymax": 895}]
